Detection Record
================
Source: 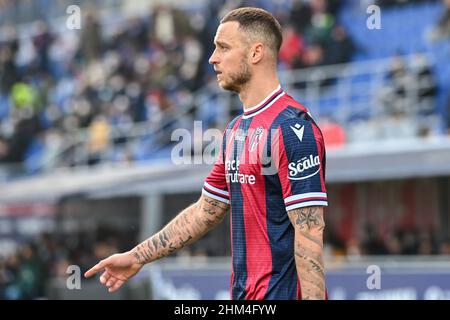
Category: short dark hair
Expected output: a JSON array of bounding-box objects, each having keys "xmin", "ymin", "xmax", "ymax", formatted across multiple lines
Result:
[{"xmin": 221, "ymin": 7, "xmax": 283, "ymax": 58}]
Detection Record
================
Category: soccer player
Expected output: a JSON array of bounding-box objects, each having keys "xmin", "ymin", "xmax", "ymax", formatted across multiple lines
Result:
[{"xmin": 85, "ymin": 7, "xmax": 328, "ymax": 300}]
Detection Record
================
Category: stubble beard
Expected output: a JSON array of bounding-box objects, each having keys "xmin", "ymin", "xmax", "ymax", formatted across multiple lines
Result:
[{"xmin": 220, "ymin": 58, "xmax": 252, "ymax": 93}]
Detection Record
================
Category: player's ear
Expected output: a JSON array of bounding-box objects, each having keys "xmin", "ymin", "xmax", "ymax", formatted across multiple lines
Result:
[{"xmin": 250, "ymin": 42, "xmax": 264, "ymax": 64}]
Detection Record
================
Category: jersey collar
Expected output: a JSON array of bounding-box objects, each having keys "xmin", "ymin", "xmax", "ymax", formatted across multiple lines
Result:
[{"xmin": 242, "ymin": 85, "xmax": 285, "ymax": 119}]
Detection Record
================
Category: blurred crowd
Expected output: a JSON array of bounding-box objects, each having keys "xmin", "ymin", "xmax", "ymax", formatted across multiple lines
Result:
[
  {"xmin": 0, "ymin": 227, "xmax": 133, "ymax": 299},
  {"xmin": 2, "ymin": 220, "xmax": 450, "ymax": 299},
  {"xmin": 0, "ymin": 0, "xmax": 448, "ymax": 170},
  {"xmin": 0, "ymin": 4, "xmax": 202, "ymax": 167},
  {"xmin": 326, "ymin": 223, "xmax": 450, "ymax": 257},
  {"xmin": 0, "ymin": 0, "xmax": 366, "ymax": 169}
]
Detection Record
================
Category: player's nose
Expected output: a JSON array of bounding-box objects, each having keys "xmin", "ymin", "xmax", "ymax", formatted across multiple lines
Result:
[{"xmin": 209, "ymin": 49, "xmax": 219, "ymax": 65}]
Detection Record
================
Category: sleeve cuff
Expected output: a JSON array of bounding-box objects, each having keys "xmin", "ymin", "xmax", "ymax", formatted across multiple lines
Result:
[
  {"xmin": 284, "ymin": 192, "xmax": 328, "ymax": 211},
  {"xmin": 203, "ymin": 182, "xmax": 230, "ymax": 204}
]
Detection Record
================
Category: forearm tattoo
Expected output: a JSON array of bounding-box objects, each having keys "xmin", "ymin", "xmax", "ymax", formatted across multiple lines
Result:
[
  {"xmin": 288, "ymin": 206, "xmax": 326, "ymax": 300},
  {"xmin": 133, "ymin": 196, "xmax": 228, "ymax": 264}
]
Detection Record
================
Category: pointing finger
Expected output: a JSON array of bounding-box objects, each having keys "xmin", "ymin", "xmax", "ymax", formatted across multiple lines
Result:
[{"xmin": 84, "ymin": 260, "xmax": 107, "ymax": 278}]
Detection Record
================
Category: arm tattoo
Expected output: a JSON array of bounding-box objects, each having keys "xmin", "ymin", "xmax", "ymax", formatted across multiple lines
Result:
[
  {"xmin": 159, "ymin": 232, "xmax": 169, "ymax": 248},
  {"xmin": 168, "ymin": 243, "xmax": 177, "ymax": 253},
  {"xmin": 201, "ymin": 197, "xmax": 228, "ymax": 227},
  {"xmin": 151, "ymin": 237, "xmax": 159, "ymax": 251},
  {"xmin": 132, "ymin": 195, "xmax": 228, "ymax": 264},
  {"xmin": 134, "ymin": 252, "xmax": 143, "ymax": 264},
  {"xmin": 288, "ymin": 206, "xmax": 326, "ymax": 300},
  {"xmin": 293, "ymin": 207, "xmax": 322, "ymax": 230},
  {"xmin": 179, "ymin": 235, "xmax": 193, "ymax": 247}
]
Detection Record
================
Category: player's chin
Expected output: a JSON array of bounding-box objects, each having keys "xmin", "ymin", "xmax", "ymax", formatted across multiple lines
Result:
[
  {"xmin": 220, "ymin": 81, "xmax": 238, "ymax": 93},
  {"xmin": 217, "ymin": 81, "xmax": 228, "ymax": 90},
  {"xmin": 217, "ymin": 77, "xmax": 225, "ymax": 87}
]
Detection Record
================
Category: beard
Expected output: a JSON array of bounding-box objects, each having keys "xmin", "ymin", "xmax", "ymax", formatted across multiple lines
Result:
[{"xmin": 220, "ymin": 58, "xmax": 252, "ymax": 93}]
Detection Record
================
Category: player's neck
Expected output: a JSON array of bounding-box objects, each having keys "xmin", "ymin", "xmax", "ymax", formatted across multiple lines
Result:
[{"xmin": 239, "ymin": 77, "xmax": 281, "ymax": 112}]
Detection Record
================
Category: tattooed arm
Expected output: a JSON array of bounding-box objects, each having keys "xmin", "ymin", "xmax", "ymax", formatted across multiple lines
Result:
[
  {"xmin": 132, "ymin": 194, "xmax": 229, "ymax": 264},
  {"xmin": 84, "ymin": 194, "xmax": 229, "ymax": 292},
  {"xmin": 287, "ymin": 206, "xmax": 326, "ymax": 300}
]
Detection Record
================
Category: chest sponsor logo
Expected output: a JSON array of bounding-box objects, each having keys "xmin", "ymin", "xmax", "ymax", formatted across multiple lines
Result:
[{"xmin": 225, "ymin": 160, "xmax": 256, "ymax": 185}]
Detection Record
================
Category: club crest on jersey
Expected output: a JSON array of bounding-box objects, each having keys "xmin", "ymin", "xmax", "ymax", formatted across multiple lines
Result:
[
  {"xmin": 288, "ymin": 155, "xmax": 321, "ymax": 180},
  {"xmin": 248, "ymin": 126, "xmax": 264, "ymax": 152}
]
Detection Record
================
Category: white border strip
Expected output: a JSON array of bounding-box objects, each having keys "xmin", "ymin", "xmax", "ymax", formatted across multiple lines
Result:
[
  {"xmin": 202, "ymin": 189, "xmax": 230, "ymax": 204},
  {"xmin": 286, "ymin": 200, "xmax": 328, "ymax": 211},
  {"xmin": 204, "ymin": 182, "xmax": 229, "ymax": 197},
  {"xmin": 284, "ymin": 192, "xmax": 327, "ymax": 204},
  {"xmin": 243, "ymin": 85, "xmax": 281, "ymax": 113},
  {"xmin": 243, "ymin": 92, "xmax": 285, "ymax": 119}
]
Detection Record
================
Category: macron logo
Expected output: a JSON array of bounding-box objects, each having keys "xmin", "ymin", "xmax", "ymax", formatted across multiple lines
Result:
[{"xmin": 290, "ymin": 123, "xmax": 305, "ymax": 142}]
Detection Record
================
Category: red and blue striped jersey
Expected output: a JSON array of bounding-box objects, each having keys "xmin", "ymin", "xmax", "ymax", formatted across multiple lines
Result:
[{"xmin": 202, "ymin": 85, "xmax": 328, "ymax": 300}]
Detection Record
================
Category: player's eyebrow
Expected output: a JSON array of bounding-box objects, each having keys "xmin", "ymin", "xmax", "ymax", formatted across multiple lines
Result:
[{"xmin": 214, "ymin": 40, "xmax": 231, "ymax": 48}]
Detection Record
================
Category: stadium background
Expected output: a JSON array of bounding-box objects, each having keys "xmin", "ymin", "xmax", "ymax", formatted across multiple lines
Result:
[{"xmin": 0, "ymin": 0, "xmax": 449, "ymax": 300}]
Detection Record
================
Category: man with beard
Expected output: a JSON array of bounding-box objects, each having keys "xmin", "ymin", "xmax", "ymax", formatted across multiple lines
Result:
[{"xmin": 85, "ymin": 7, "xmax": 328, "ymax": 300}]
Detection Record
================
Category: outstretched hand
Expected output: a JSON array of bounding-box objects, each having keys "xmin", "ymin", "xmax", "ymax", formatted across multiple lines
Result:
[{"xmin": 84, "ymin": 251, "xmax": 144, "ymax": 292}]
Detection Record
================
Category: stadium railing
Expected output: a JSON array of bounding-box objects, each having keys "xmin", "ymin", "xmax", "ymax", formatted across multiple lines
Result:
[{"xmin": 31, "ymin": 54, "xmax": 439, "ymax": 171}]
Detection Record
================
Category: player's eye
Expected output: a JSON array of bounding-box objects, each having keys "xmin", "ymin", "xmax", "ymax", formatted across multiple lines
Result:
[{"xmin": 218, "ymin": 43, "xmax": 229, "ymax": 51}]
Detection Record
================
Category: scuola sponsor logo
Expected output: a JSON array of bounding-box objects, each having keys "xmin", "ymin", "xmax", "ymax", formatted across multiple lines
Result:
[{"xmin": 288, "ymin": 155, "xmax": 321, "ymax": 180}]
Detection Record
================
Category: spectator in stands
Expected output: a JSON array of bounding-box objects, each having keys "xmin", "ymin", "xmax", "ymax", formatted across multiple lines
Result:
[
  {"xmin": 400, "ymin": 229, "xmax": 419, "ymax": 255},
  {"xmin": 346, "ymin": 237, "xmax": 363, "ymax": 256},
  {"xmin": 324, "ymin": 227, "xmax": 347, "ymax": 256},
  {"xmin": 32, "ymin": 21, "xmax": 54, "ymax": 74},
  {"xmin": 305, "ymin": 0, "xmax": 334, "ymax": 45},
  {"xmin": 0, "ymin": 108, "xmax": 41, "ymax": 163},
  {"xmin": 410, "ymin": 52, "xmax": 437, "ymax": 115},
  {"xmin": 0, "ymin": 27, "xmax": 19, "ymax": 95},
  {"xmin": 87, "ymin": 115, "xmax": 111, "ymax": 165},
  {"xmin": 319, "ymin": 116, "xmax": 346, "ymax": 149},
  {"xmin": 278, "ymin": 24, "xmax": 305, "ymax": 69},
  {"xmin": 151, "ymin": 4, "xmax": 194, "ymax": 47},
  {"xmin": 0, "ymin": 258, "xmax": 6, "ymax": 299},
  {"xmin": 290, "ymin": 0, "xmax": 312, "ymax": 35},
  {"xmin": 300, "ymin": 42, "xmax": 326, "ymax": 68},
  {"xmin": 379, "ymin": 54, "xmax": 410, "ymax": 115},
  {"xmin": 385, "ymin": 231, "xmax": 403, "ymax": 255},
  {"xmin": 417, "ymin": 230, "xmax": 436, "ymax": 255},
  {"xmin": 324, "ymin": 25, "xmax": 355, "ymax": 65},
  {"xmin": 2, "ymin": 252, "xmax": 23, "ymax": 299},
  {"xmin": 378, "ymin": 53, "xmax": 438, "ymax": 139},
  {"xmin": 429, "ymin": 0, "xmax": 450, "ymax": 42},
  {"xmin": 16, "ymin": 243, "xmax": 44, "ymax": 299},
  {"xmin": 446, "ymin": 96, "xmax": 450, "ymax": 134},
  {"xmin": 79, "ymin": 11, "xmax": 102, "ymax": 63},
  {"xmin": 362, "ymin": 223, "xmax": 389, "ymax": 255},
  {"xmin": 438, "ymin": 238, "xmax": 450, "ymax": 254}
]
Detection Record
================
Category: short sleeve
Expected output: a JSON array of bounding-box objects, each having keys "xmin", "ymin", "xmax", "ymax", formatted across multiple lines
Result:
[
  {"xmin": 275, "ymin": 118, "xmax": 327, "ymax": 211},
  {"xmin": 202, "ymin": 132, "xmax": 230, "ymax": 204}
]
